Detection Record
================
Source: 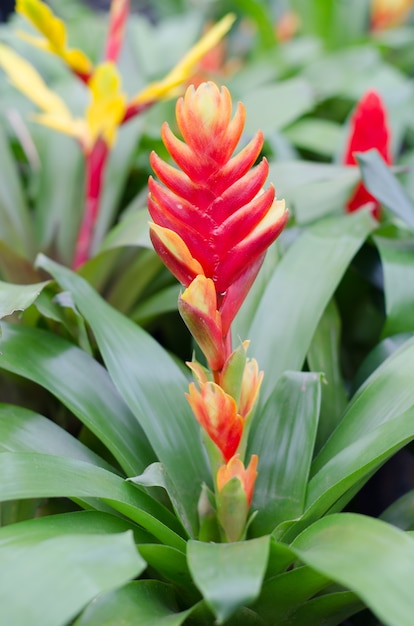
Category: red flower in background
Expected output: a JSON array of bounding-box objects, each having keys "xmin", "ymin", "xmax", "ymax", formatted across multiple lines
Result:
[{"xmin": 343, "ymin": 90, "xmax": 392, "ymax": 220}]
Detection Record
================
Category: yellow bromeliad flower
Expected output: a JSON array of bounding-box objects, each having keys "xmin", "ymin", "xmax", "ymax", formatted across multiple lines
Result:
[
  {"xmin": 1, "ymin": 0, "xmax": 235, "ymax": 150},
  {"xmin": 0, "ymin": 45, "xmax": 124, "ymax": 152},
  {"xmin": 16, "ymin": 0, "xmax": 93, "ymax": 80}
]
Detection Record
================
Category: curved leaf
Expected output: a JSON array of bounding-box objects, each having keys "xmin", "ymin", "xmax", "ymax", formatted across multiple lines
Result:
[
  {"xmin": 248, "ymin": 210, "xmax": 376, "ymax": 407},
  {"xmin": 374, "ymin": 233, "xmax": 414, "ymax": 336},
  {"xmin": 0, "ymin": 279, "xmax": 49, "ymax": 319},
  {"xmin": 0, "ymin": 403, "xmax": 112, "ymax": 470},
  {"xmin": 0, "ymin": 510, "xmax": 154, "ymax": 547},
  {"xmin": 74, "ymin": 580, "xmax": 192, "ymax": 626},
  {"xmin": 0, "ymin": 322, "xmax": 154, "ymax": 476},
  {"xmin": 249, "ymin": 372, "xmax": 321, "ymax": 535},
  {"xmin": 0, "ymin": 452, "xmax": 185, "ymax": 550},
  {"xmin": 0, "ymin": 531, "xmax": 144, "ymax": 626},
  {"xmin": 357, "ymin": 149, "xmax": 414, "ymax": 230},
  {"xmin": 37, "ymin": 255, "xmax": 209, "ymax": 537},
  {"xmin": 291, "ymin": 513, "xmax": 414, "ymax": 626},
  {"xmin": 312, "ymin": 336, "xmax": 414, "ymax": 471},
  {"xmin": 187, "ymin": 536, "xmax": 270, "ymax": 624}
]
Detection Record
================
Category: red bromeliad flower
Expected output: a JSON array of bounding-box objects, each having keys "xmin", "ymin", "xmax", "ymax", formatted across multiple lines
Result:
[
  {"xmin": 148, "ymin": 82, "xmax": 288, "ymax": 353},
  {"xmin": 343, "ymin": 90, "xmax": 391, "ymax": 219}
]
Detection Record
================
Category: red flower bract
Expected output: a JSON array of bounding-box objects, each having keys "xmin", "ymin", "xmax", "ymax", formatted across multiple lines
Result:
[
  {"xmin": 343, "ymin": 90, "xmax": 391, "ymax": 219},
  {"xmin": 148, "ymin": 82, "xmax": 288, "ymax": 331}
]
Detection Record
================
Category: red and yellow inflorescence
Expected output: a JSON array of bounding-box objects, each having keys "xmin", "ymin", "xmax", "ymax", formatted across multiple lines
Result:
[{"xmin": 148, "ymin": 81, "xmax": 288, "ymax": 541}]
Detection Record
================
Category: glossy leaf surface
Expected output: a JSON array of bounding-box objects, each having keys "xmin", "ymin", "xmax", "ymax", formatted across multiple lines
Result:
[
  {"xmin": 0, "ymin": 322, "xmax": 153, "ymax": 476},
  {"xmin": 74, "ymin": 580, "xmax": 192, "ymax": 626},
  {"xmin": 0, "ymin": 452, "xmax": 185, "ymax": 549},
  {"xmin": 37, "ymin": 255, "xmax": 209, "ymax": 537},
  {"xmin": 291, "ymin": 513, "xmax": 414, "ymax": 626},
  {"xmin": 187, "ymin": 536, "xmax": 270, "ymax": 623},
  {"xmin": 248, "ymin": 210, "xmax": 376, "ymax": 406},
  {"xmin": 248, "ymin": 372, "xmax": 321, "ymax": 535},
  {"xmin": 0, "ymin": 531, "xmax": 143, "ymax": 626}
]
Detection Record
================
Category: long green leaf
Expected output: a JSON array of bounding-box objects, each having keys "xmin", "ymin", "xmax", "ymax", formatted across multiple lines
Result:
[
  {"xmin": 248, "ymin": 210, "xmax": 376, "ymax": 406},
  {"xmin": 357, "ymin": 149, "xmax": 414, "ymax": 230},
  {"xmin": 248, "ymin": 372, "xmax": 321, "ymax": 535},
  {"xmin": 287, "ymin": 405, "xmax": 414, "ymax": 541},
  {"xmin": 282, "ymin": 591, "xmax": 362, "ymax": 626},
  {"xmin": 0, "ymin": 124, "xmax": 34, "ymax": 257},
  {"xmin": 291, "ymin": 513, "xmax": 414, "ymax": 626},
  {"xmin": 37, "ymin": 255, "xmax": 209, "ymax": 537},
  {"xmin": 312, "ymin": 336, "xmax": 414, "ymax": 471},
  {"xmin": 307, "ymin": 298, "xmax": 348, "ymax": 451},
  {"xmin": 0, "ymin": 403, "xmax": 112, "ymax": 470},
  {"xmin": 0, "ymin": 510, "xmax": 154, "ymax": 547},
  {"xmin": 0, "ymin": 322, "xmax": 154, "ymax": 476},
  {"xmin": 374, "ymin": 232, "xmax": 414, "ymax": 336},
  {"xmin": 74, "ymin": 580, "xmax": 192, "ymax": 626},
  {"xmin": 0, "ymin": 531, "xmax": 144, "ymax": 626},
  {"xmin": 253, "ymin": 566, "xmax": 331, "ymax": 623},
  {"xmin": 187, "ymin": 536, "xmax": 270, "ymax": 624},
  {"xmin": 34, "ymin": 129, "xmax": 84, "ymax": 265},
  {"xmin": 0, "ymin": 452, "xmax": 185, "ymax": 550}
]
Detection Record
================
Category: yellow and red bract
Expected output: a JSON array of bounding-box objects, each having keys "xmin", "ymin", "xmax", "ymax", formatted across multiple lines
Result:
[
  {"xmin": 186, "ymin": 381, "xmax": 244, "ymax": 462},
  {"xmin": 216, "ymin": 454, "xmax": 258, "ymax": 507}
]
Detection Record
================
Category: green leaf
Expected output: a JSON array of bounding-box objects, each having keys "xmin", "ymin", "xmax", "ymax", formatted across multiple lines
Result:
[
  {"xmin": 284, "ymin": 119, "xmax": 343, "ymax": 157},
  {"xmin": 253, "ymin": 565, "xmax": 331, "ymax": 623},
  {"xmin": 248, "ymin": 372, "xmax": 321, "ymax": 535},
  {"xmin": 307, "ymin": 298, "xmax": 348, "ymax": 451},
  {"xmin": 0, "ymin": 124, "xmax": 34, "ymax": 257},
  {"xmin": 282, "ymin": 591, "xmax": 362, "ymax": 626},
  {"xmin": 0, "ymin": 403, "xmax": 112, "ymax": 470},
  {"xmin": 242, "ymin": 78, "xmax": 314, "ymax": 136},
  {"xmin": 98, "ymin": 207, "xmax": 152, "ymax": 252},
  {"xmin": 381, "ymin": 490, "xmax": 414, "ymax": 531},
  {"xmin": 248, "ymin": 211, "xmax": 376, "ymax": 407},
  {"xmin": 37, "ymin": 255, "xmax": 209, "ymax": 537},
  {"xmin": 138, "ymin": 544, "xmax": 196, "ymax": 592},
  {"xmin": 0, "ymin": 322, "xmax": 154, "ymax": 477},
  {"xmin": 0, "ymin": 279, "xmax": 49, "ymax": 319},
  {"xmin": 374, "ymin": 232, "xmax": 414, "ymax": 336},
  {"xmin": 0, "ymin": 510, "xmax": 154, "ymax": 547},
  {"xmin": 291, "ymin": 513, "xmax": 414, "ymax": 626},
  {"xmin": 74, "ymin": 580, "xmax": 192, "ymax": 626},
  {"xmin": 34, "ymin": 129, "xmax": 84, "ymax": 266},
  {"xmin": 0, "ymin": 531, "xmax": 144, "ymax": 626},
  {"xmin": 187, "ymin": 536, "xmax": 270, "ymax": 624},
  {"xmin": 312, "ymin": 336, "xmax": 414, "ymax": 472},
  {"xmin": 0, "ymin": 452, "xmax": 185, "ymax": 550},
  {"xmin": 357, "ymin": 149, "xmax": 414, "ymax": 230}
]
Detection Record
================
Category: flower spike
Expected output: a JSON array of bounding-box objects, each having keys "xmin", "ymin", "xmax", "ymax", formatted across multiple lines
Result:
[{"xmin": 149, "ymin": 81, "xmax": 288, "ymax": 326}]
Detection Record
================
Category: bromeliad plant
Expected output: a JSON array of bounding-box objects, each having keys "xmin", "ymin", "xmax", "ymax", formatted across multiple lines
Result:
[{"xmin": 4, "ymin": 74, "xmax": 414, "ymax": 626}]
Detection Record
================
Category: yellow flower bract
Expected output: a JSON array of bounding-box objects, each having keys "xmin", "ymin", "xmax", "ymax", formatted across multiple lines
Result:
[{"xmin": 16, "ymin": 0, "xmax": 93, "ymax": 75}]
